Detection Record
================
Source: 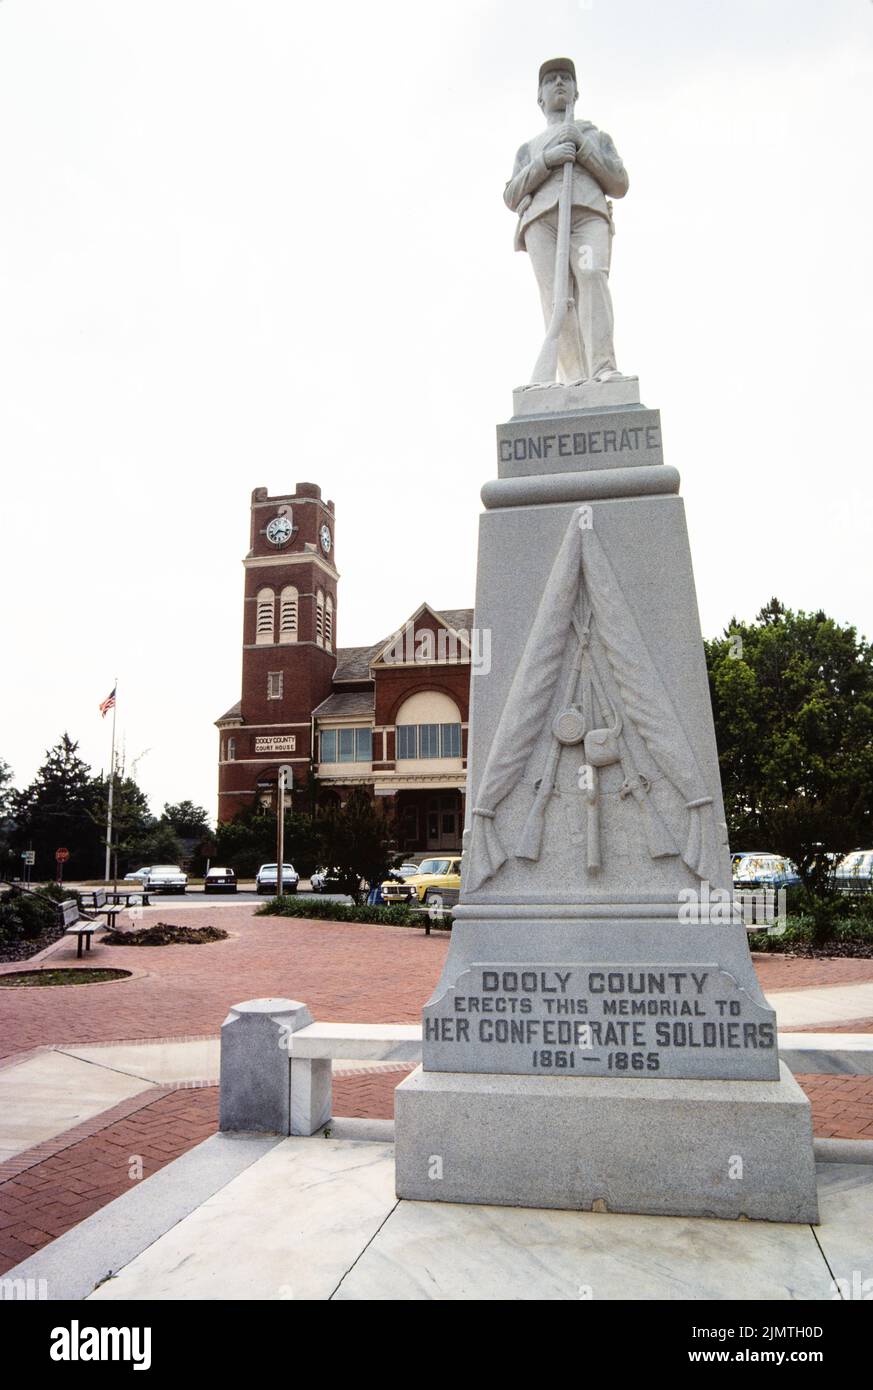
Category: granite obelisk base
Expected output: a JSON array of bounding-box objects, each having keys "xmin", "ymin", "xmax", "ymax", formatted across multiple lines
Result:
[
  {"xmin": 394, "ymin": 1063, "xmax": 819, "ymax": 1223},
  {"xmin": 394, "ymin": 386, "xmax": 819, "ymax": 1224}
]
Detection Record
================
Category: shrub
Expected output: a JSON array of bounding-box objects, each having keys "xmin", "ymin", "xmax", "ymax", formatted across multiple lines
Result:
[
  {"xmin": 0, "ymin": 888, "xmax": 58, "ymax": 942},
  {"xmin": 748, "ymin": 913, "xmax": 873, "ymax": 955},
  {"xmin": 256, "ymin": 896, "xmax": 451, "ymax": 929}
]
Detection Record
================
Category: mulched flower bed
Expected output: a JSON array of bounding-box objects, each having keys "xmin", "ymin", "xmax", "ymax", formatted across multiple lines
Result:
[
  {"xmin": 0, "ymin": 968, "xmax": 133, "ymax": 987},
  {"xmin": 102, "ymin": 922, "xmax": 228, "ymax": 946},
  {"xmin": 749, "ymin": 940, "xmax": 873, "ymax": 959},
  {"xmin": 0, "ymin": 922, "xmax": 66, "ymax": 964}
]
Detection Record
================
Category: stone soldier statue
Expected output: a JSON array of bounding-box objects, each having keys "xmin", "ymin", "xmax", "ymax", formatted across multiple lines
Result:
[{"xmin": 505, "ymin": 58, "xmax": 629, "ymax": 385}]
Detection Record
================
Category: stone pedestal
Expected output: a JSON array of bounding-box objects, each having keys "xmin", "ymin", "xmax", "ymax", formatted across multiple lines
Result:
[
  {"xmin": 395, "ymin": 1063, "xmax": 818, "ymax": 1223},
  {"xmin": 394, "ymin": 386, "xmax": 819, "ymax": 1223}
]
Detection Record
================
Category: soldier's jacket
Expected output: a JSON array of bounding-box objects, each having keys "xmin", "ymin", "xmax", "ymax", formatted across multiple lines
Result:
[{"xmin": 504, "ymin": 119, "xmax": 629, "ymax": 251}]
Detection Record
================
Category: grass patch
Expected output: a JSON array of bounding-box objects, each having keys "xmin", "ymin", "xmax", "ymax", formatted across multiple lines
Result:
[
  {"xmin": 103, "ymin": 922, "xmax": 228, "ymax": 946},
  {"xmin": 256, "ymin": 896, "xmax": 452, "ymax": 929},
  {"xmin": 0, "ymin": 968, "xmax": 132, "ymax": 987}
]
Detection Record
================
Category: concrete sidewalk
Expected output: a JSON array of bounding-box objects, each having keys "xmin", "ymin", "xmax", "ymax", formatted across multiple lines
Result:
[
  {"xmin": 768, "ymin": 982, "xmax": 873, "ymax": 1029},
  {"xmin": 0, "ymin": 1038, "xmax": 408, "ymax": 1164},
  {"xmin": 4, "ymin": 1121, "xmax": 871, "ymax": 1301}
]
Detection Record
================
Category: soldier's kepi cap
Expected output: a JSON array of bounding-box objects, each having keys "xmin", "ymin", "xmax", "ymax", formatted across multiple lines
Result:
[{"xmin": 538, "ymin": 57, "xmax": 577, "ymax": 87}]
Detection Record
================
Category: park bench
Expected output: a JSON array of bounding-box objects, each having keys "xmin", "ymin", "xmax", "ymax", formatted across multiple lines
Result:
[
  {"xmin": 58, "ymin": 898, "xmax": 107, "ymax": 959},
  {"xmin": 76, "ymin": 888, "xmax": 124, "ymax": 928}
]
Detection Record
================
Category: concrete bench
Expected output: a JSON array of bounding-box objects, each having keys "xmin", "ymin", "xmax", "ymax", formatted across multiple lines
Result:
[
  {"xmin": 288, "ymin": 1023, "xmax": 422, "ymax": 1135},
  {"xmin": 777, "ymin": 1032, "xmax": 873, "ymax": 1076}
]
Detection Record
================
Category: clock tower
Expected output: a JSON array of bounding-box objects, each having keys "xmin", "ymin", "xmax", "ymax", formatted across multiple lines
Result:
[{"xmin": 216, "ymin": 482, "xmax": 338, "ymax": 818}]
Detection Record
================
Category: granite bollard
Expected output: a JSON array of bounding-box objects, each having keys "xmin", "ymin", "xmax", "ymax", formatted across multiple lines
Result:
[{"xmin": 219, "ymin": 997, "xmax": 313, "ymax": 1135}]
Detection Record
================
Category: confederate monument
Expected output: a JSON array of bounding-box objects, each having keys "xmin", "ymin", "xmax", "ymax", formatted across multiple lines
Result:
[
  {"xmin": 506, "ymin": 57, "xmax": 627, "ymax": 385},
  {"xmin": 394, "ymin": 58, "xmax": 819, "ymax": 1222}
]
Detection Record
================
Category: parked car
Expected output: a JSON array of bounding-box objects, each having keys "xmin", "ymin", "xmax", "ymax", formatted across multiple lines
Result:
[
  {"xmin": 142, "ymin": 865, "xmax": 188, "ymax": 893},
  {"xmin": 389, "ymin": 862, "xmax": 420, "ymax": 881},
  {"xmin": 835, "ymin": 850, "xmax": 873, "ymax": 892},
  {"xmin": 310, "ymin": 866, "xmax": 344, "ymax": 893},
  {"xmin": 732, "ymin": 853, "xmax": 800, "ymax": 891},
  {"xmin": 124, "ymin": 867, "xmax": 150, "ymax": 882},
  {"xmin": 204, "ymin": 867, "xmax": 237, "ymax": 894},
  {"xmin": 256, "ymin": 863, "xmax": 299, "ymax": 895},
  {"xmin": 380, "ymin": 856, "xmax": 462, "ymax": 912}
]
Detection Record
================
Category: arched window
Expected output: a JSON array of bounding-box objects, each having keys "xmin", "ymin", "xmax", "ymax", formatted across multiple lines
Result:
[
  {"xmin": 395, "ymin": 690, "xmax": 463, "ymax": 764},
  {"xmin": 256, "ymin": 588, "xmax": 275, "ymax": 645},
  {"xmin": 315, "ymin": 589, "xmax": 325, "ymax": 646},
  {"xmin": 324, "ymin": 595, "xmax": 334, "ymax": 650},
  {"xmin": 279, "ymin": 586, "xmax": 298, "ymax": 643},
  {"xmin": 227, "ymin": 737, "xmax": 236, "ymax": 761}
]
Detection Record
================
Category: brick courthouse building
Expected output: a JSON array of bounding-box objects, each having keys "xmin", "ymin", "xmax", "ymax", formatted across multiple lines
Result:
[{"xmin": 216, "ymin": 483, "xmax": 473, "ymax": 853}]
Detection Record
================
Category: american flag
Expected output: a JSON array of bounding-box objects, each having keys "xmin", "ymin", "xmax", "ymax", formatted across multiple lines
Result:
[{"xmin": 99, "ymin": 687, "xmax": 116, "ymax": 719}]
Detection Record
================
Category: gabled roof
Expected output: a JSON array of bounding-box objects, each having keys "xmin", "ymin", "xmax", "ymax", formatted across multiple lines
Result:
[
  {"xmin": 333, "ymin": 606, "xmax": 472, "ymax": 681},
  {"xmin": 215, "ymin": 700, "xmax": 242, "ymax": 725},
  {"xmin": 371, "ymin": 603, "xmax": 474, "ymax": 667}
]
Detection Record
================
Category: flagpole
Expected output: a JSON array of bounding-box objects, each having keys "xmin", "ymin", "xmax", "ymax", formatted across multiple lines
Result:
[{"xmin": 104, "ymin": 679, "xmax": 117, "ymax": 882}]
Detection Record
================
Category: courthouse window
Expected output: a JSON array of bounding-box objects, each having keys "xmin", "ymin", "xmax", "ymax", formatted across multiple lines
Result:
[
  {"xmin": 396, "ymin": 722, "xmax": 462, "ymax": 759},
  {"xmin": 396, "ymin": 725, "xmax": 417, "ymax": 759},
  {"xmin": 319, "ymin": 727, "xmax": 372, "ymax": 763},
  {"xmin": 440, "ymin": 723, "xmax": 462, "ymax": 757},
  {"xmin": 267, "ymin": 671, "xmax": 283, "ymax": 700},
  {"xmin": 418, "ymin": 723, "xmax": 440, "ymax": 758}
]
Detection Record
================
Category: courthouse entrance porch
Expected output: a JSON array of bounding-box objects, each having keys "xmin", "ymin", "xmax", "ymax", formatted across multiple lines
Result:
[{"xmin": 394, "ymin": 788, "xmax": 464, "ymax": 853}]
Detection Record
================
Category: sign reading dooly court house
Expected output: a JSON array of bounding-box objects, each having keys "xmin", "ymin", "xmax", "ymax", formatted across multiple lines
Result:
[
  {"xmin": 422, "ymin": 962, "xmax": 778, "ymax": 1081},
  {"xmin": 254, "ymin": 734, "xmax": 296, "ymax": 754}
]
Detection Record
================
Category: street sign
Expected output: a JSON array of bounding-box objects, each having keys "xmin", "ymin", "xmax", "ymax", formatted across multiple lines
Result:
[
  {"xmin": 21, "ymin": 851, "xmax": 35, "ymax": 865},
  {"xmin": 55, "ymin": 848, "xmax": 70, "ymax": 863}
]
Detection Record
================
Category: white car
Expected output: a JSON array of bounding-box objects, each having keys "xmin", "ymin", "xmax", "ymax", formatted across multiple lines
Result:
[
  {"xmin": 142, "ymin": 864, "xmax": 188, "ymax": 893},
  {"xmin": 256, "ymin": 863, "xmax": 299, "ymax": 895},
  {"xmin": 124, "ymin": 867, "xmax": 150, "ymax": 881},
  {"xmin": 835, "ymin": 850, "xmax": 873, "ymax": 891}
]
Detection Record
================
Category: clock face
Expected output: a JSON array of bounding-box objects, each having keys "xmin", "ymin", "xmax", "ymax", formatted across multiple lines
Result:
[
  {"xmin": 319, "ymin": 524, "xmax": 332, "ymax": 555},
  {"xmin": 266, "ymin": 516, "xmax": 293, "ymax": 547}
]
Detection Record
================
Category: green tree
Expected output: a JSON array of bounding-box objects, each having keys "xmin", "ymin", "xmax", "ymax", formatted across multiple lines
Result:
[
  {"xmin": 214, "ymin": 803, "xmax": 321, "ymax": 878},
  {"xmin": 0, "ymin": 757, "xmax": 15, "ymax": 878},
  {"xmin": 316, "ymin": 790, "xmax": 397, "ymax": 903},
  {"xmin": 706, "ymin": 599, "xmax": 873, "ymax": 922},
  {"xmin": 11, "ymin": 734, "xmax": 102, "ymax": 878},
  {"xmin": 161, "ymin": 801, "xmax": 211, "ymax": 838}
]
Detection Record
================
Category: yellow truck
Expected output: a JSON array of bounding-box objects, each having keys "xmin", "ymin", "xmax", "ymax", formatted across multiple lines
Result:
[{"xmin": 381, "ymin": 856, "xmax": 462, "ymax": 913}]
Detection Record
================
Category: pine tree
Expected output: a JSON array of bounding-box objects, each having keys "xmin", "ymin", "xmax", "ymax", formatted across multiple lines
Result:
[{"xmin": 11, "ymin": 734, "xmax": 102, "ymax": 878}]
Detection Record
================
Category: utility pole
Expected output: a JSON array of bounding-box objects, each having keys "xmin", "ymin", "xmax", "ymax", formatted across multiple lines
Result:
[
  {"xmin": 276, "ymin": 768, "xmax": 286, "ymax": 897},
  {"xmin": 104, "ymin": 679, "xmax": 118, "ymax": 882}
]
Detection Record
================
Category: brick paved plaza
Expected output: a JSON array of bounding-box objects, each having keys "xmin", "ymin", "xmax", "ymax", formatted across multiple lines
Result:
[{"xmin": 1, "ymin": 904, "xmax": 872, "ymax": 1274}]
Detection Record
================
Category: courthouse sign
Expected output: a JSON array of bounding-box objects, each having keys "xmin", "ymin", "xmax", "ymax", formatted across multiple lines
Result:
[{"xmin": 254, "ymin": 735, "xmax": 297, "ymax": 754}]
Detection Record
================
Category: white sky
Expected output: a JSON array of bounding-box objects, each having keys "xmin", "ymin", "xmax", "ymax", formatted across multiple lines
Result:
[{"xmin": 1, "ymin": 0, "xmax": 871, "ymax": 823}]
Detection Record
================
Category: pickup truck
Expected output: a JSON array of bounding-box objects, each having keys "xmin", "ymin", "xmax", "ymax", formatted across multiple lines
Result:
[{"xmin": 380, "ymin": 856, "xmax": 462, "ymax": 912}]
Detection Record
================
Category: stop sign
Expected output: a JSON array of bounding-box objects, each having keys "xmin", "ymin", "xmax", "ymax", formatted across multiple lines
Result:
[{"xmin": 55, "ymin": 848, "xmax": 70, "ymax": 863}]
